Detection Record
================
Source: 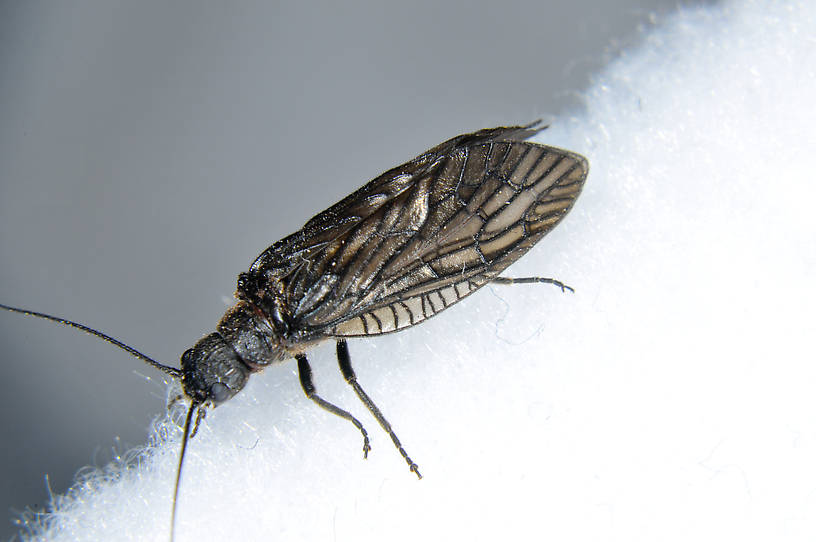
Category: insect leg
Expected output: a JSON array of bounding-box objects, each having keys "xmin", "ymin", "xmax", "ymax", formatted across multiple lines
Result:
[
  {"xmin": 491, "ymin": 276, "xmax": 574, "ymax": 293},
  {"xmin": 336, "ymin": 340, "xmax": 422, "ymax": 479},
  {"xmin": 295, "ymin": 353, "xmax": 371, "ymax": 458},
  {"xmin": 188, "ymin": 407, "xmax": 207, "ymax": 439}
]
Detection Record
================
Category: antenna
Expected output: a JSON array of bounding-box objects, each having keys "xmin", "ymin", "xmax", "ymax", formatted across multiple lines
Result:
[
  {"xmin": 2, "ymin": 302, "xmax": 193, "ymax": 541},
  {"xmin": 170, "ymin": 401, "xmax": 199, "ymax": 542},
  {"xmin": 0, "ymin": 303, "xmax": 182, "ymax": 378}
]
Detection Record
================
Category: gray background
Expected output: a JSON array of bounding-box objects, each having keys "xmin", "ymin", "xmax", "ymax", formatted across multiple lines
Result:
[{"xmin": 0, "ymin": 1, "xmax": 702, "ymax": 538}]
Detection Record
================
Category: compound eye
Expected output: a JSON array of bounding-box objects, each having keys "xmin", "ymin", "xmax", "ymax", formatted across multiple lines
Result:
[
  {"xmin": 180, "ymin": 348, "xmax": 194, "ymax": 365},
  {"xmin": 209, "ymin": 382, "xmax": 232, "ymax": 403}
]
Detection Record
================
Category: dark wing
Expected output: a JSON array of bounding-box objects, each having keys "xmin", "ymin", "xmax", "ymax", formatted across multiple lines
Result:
[{"xmin": 244, "ymin": 123, "xmax": 587, "ymax": 338}]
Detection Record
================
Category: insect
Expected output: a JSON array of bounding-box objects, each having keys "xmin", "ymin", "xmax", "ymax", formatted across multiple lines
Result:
[{"xmin": 1, "ymin": 121, "xmax": 587, "ymax": 540}]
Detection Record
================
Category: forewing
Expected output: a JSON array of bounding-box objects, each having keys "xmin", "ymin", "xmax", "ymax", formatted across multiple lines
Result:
[
  {"xmin": 247, "ymin": 162, "xmax": 429, "ymax": 281},
  {"xmin": 294, "ymin": 138, "xmax": 588, "ymax": 337},
  {"xmin": 247, "ymin": 125, "xmax": 538, "ymax": 281}
]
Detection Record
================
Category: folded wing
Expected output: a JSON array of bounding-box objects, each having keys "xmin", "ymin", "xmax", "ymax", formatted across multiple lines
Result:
[{"xmin": 244, "ymin": 124, "xmax": 587, "ymax": 338}]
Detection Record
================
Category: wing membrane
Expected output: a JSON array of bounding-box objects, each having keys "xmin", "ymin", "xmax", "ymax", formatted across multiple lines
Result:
[
  {"xmin": 325, "ymin": 142, "xmax": 587, "ymax": 336},
  {"xmin": 241, "ymin": 123, "xmax": 587, "ymax": 339}
]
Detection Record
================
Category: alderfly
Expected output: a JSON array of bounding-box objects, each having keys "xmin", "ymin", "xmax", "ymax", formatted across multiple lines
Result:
[{"xmin": 1, "ymin": 121, "xmax": 588, "ymax": 540}]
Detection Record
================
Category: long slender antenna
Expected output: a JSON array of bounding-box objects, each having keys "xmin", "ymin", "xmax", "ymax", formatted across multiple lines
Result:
[
  {"xmin": 170, "ymin": 402, "xmax": 198, "ymax": 542},
  {"xmin": 0, "ymin": 303, "xmax": 182, "ymax": 378}
]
